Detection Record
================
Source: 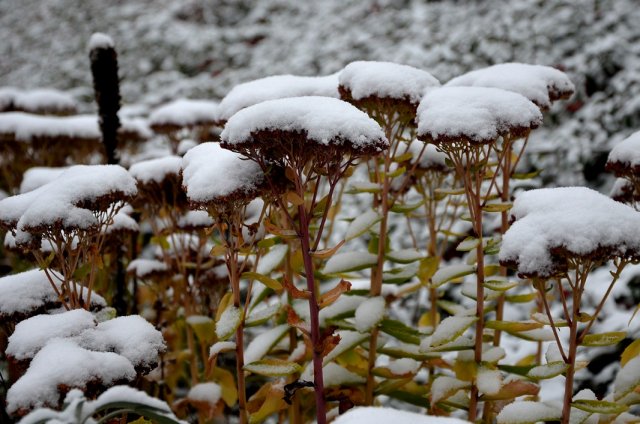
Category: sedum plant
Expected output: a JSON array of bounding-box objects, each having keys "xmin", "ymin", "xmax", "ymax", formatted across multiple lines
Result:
[{"xmin": 221, "ymin": 95, "xmax": 388, "ymax": 424}]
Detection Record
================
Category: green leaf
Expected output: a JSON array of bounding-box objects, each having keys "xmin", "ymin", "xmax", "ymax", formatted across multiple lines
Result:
[
  {"xmin": 242, "ymin": 271, "xmax": 283, "ymax": 291},
  {"xmin": 244, "ymin": 359, "xmax": 301, "ymax": 377},
  {"xmin": 581, "ymin": 331, "xmax": 626, "ymax": 347},
  {"xmin": 150, "ymin": 235, "xmax": 170, "ymax": 250},
  {"xmin": 347, "ymin": 181, "xmax": 381, "ymax": 194},
  {"xmin": 571, "ymin": 399, "xmax": 628, "ymax": 415},
  {"xmin": 485, "ymin": 320, "xmax": 543, "ymax": 333},
  {"xmin": 527, "ymin": 362, "xmax": 568, "ymax": 380},
  {"xmin": 379, "ymin": 318, "xmax": 423, "ymax": 344},
  {"xmin": 512, "ymin": 169, "xmax": 542, "ymax": 180},
  {"xmin": 484, "ymin": 277, "xmax": 518, "ymax": 291},
  {"xmin": 482, "ymin": 202, "xmax": 513, "ymax": 213},
  {"xmin": 390, "ymin": 201, "xmax": 424, "ymax": 213}
]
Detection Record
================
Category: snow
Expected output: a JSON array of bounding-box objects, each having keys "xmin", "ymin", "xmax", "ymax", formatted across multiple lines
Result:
[
  {"xmin": 416, "ymin": 86, "xmax": 542, "ymax": 144},
  {"xmin": 220, "ymin": 96, "xmax": 388, "ymax": 152},
  {"xmin": 0, "ymin": 87, "xmax": 76, "ymax": 115},
  {"xmin": 445, "ymin": 63, "xmax": 574, "ymax": 110},
  {"xmin": 181, "ymin": 142, "xmax": 264, "ymax": 205},
  {"xmin": 77, "ymin": 315, "xmax": 165, "ymax": 369},
  {"xmin": 0, "ymin": 165, "xmax": 137, "ymax": 245},
  {"xmin": 256, "ymin": 244, "xmax": 288, "ymax": 275},
  {"xmin": 354, "ymin": 296, "xmax": 386, "ymax": 332},
  {"xmin": 429, "ymin": 315, "xmax": 477, "ymax": 347},
  {"xmin": 319, "ymin": 295, "xmax": 366, "ymax": 326},
  {"xmin": 323, "ymin": 251, "xmax": 378, "ymax": 274},
  {"xmin": 431, "ymin": 264, "xmax": 475, "ymax": 288},
  {"xmin": 19, "ymin": 167, "xmax": 68, "ymax": 193},
  {"xmin": 209, "ymin": 341, "xmax": 236, "ymax": 357},
  {"xmin": 614, "ymin": 355, "xmax": 640, "ymax": 400},
  {"xmin": 387, "ymin": 358, "xmax": 420, "ymax": 375},
  {"xmin": 339, "ymin": 61, "xmax": 440, "ymax": 104},
  {"xmin": 129, "ymin": 155, "xmax": 182, "ymax": 184},
  {"xmin": 607, "ymin": 131, "xmax": 640, "ymax": 171},
  {"xmin": 345, "ymin": 210, "xmax": 381, "ymax": 241},
  {"xmin": 334, "ymin": 407, "xmax": 469, "ymax": 424},
  {"xmin": 301, "ymin": 362, "xmax": 365, "ymax": 387},
  {"xmin": 215, "ymin": 305, "xmax": 241, "ymax": 340},
  {"xmin": 6, "ymin": 309, "xmax": 96, "ymax": 360},
  {"xmin": 244, "ymin": 324, "xmax": 289, "ymax": 364},
  {"xmin": 6, "ymin": 338, "xmax": 136, "ymax": 414},
  {"xmin": 0, "ymin": 269, "xmax": 105, "ymax": 319},
  {"xmin": 496, "ymin": 400, "xmax": 562, "ymax": 424},
  {"xmin": 431, "ymin": 375, "xmax": 469, "ymax": 404},
  {"xmin": 407, "ymin": 140, "xmax": 449, "ymax": 170},
  {"xmin": 177, "ymin": 210, "xmax": 214, "ymax": 229},
  {"xmin": 217, "ymin": 73, "xmax": 339, "ymax": 122},
  {"xmin": 106, "ymin": 206, "xmax": 139, "ymax": 235},
  {"xmin": 0, "ymin": 112, "xmax": 100, "ymax": 141},
  {"xmin": 88, "ymin": 32, "xmax": 114, "ymax": 50},
  {"xmin": 500, "ymin": 187, "xmax": 640, "ymax": 278},
  {"xmin": 477, "ymin": 367, "xmax": 502, "ymax": 395},
  {"xmin": 149, "ymin": 99, "xmax": 219, "ymax": 128},
  {"xmin": 187, "ymin": 382, "xmax": 222, "ymax": 406},
  {"xmin": 323, "ymin": 330, "xmax": 368, "ymax": 364},
  {"xmin": 126, "ymin": 258, "xmax": 169, "ymax": 278}
]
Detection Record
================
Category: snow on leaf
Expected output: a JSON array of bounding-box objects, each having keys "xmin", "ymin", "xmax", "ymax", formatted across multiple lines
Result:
[
  {"xmin": 215, "ymin": 305, "xmax": 242, "ymax": 341},
  {"xmin": 614, "ymin": 356, "xmax": 640, "ymax": 401},
  {"xmin": 497, "ymin": 401, "xmax": 561, "ymax": 424},
  {"xmin": 244, "ymin": 324, "xmax": 289, "ymax": 364},
  {"xmin": 354, "ymin": 296, "xmax": 385, "ymax": 333},
  {"xmin": 430, "ymin": 316, "xmax": 477, "ymax": 347},
  {"xmin": 431, "ymin": 376, "xmax": 469, "ymax": 404},
  {"xmin": 345, "ymin": 210, "xmax": 381, "ymax": 241},
  {"xmin": 477, "ymin": 367, "xmax": 502, "ymax": 395},
  {"xmin": 572, "ymin": 399, "xmax": 628, "ymax": 415},
  {"xmin": 323, "ymin": 251, "xmax": 378, "ymax": 274},
  {"xmin": 527, "ymin": 361, "xmax": 568, "ymax": 380},
  {"xmin": 256, "ymin": 244, "xmax": 288, "ymax": 275},
  {"xmin": 386, "ymin": 248, "xmax": 423, "ymax": 264},
  {"xmin": 244, "ymin": 359, "xmax": 302, "ymax": 377},
  {"xmin": 432, "ymin": 264, "xmax": 475, "ymax": 288},
  {"xmin": 581, "ymin": 331, "xmax": 626, "ymax": 347}
]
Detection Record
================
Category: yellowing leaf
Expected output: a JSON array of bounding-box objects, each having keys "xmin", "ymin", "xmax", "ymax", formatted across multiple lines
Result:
[
  {"xmin": 244, "ymin": 359, "xmax": 301, "ymax": 377},
  {"xmin": 242, "ymin": 272, "xmax": 283, "ymax": 292},
  {"xmin": 571, "ymin": 399, "xmax": 628, "ymax": 415},
  {"xmin": 581, "ymin": 331, "xmax": 626, "ymax": 347},
  {"xmin": 482, "ymin": 202, "xmax": 513, "ymax": 213},
  {"xmin": 311, "ymin": 239, "xmax": 345, "ymax": 259},
  {"xmin": 186, "ymin": 315, "xmax": 216, "ymax": 345},
  {"xmin": 485, "ymin": 320, "xmax": 543, "ymax": 333},
  {"xmin": 621, "ymin": 339, "xmax": 640, "ymax": 367},
  {"xmin": 319, "ymin": 279, "xmax": 352, "ymax": 308}
]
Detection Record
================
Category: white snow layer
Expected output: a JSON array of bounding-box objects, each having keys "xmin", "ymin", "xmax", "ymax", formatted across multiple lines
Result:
[
  {"xmin": 496, "ymin": 400, "xmax": 561, "ymax": 424},
  {"xmin": 354, "ymin": 296, "xmax": 386, "ymax": 332},
  {"xmin": 6, "ymin": 338, "xmax": 136, "ymax": 414},
  {"xmin": 187, "ymin": 382, "xmax": 222, "ymax": 406},
  {"xmin": 181, "ymin": 142, "xmax": 264, "ymax": 203},
  {"xmin": 416, "ymin": 86, "xmax": 542, "ymax": 143},
  {"xmin": 220, "ymin": 96, "xmax": 388, "ymax": 151},
  {"xmin": 445, "ymin": 63, "xmax": 574, "ymax": 109},
  {"xmin": 608, "ymin": 130, "xmax": 640, "ymax": 169},
  {"xmin": 407, "ymin": 139, "xmax": 448, "ymax": 170},
  {"xmin": 500, "ymin": 187, "xmax": 640, "ymax": 277},
  {"xmin": 0, "ymin": 87, "xmax": 77, "ymax": 114},
  {"xmin": 149, "ymin": 98, "xmax": 219, "ymax": 127},
  {"xmin": 217, "ymin": 73, "xmax": 339, "ymax": 122},
  {"xmin": 19, "ymin": 167, "xmax": 68, "ymax": 193},
  {"xmin": 88, "ymin": 32, "xmax": 114, "ymax": 50},
  {"xmin": 339, "ymin": 61, "xmax": 440, "ymax": 104},
  {"xmin": 129, "ymin": 155, "xmax": 182, "ymax": 184},
  {"xmin": 333, "ymin": 406, "xmax": 469, "ymax": 424},
  {"xmin": 126, "ymin": 258, "xmax": 169, "ymax": 278}
]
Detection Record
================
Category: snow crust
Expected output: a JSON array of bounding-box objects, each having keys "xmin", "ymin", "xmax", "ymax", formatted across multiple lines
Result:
[
  {"xmin": 221, "ymin": 96, "xmax": 388, "ymax": 150},
  {"xmin": 339, "ymin": 61, "xmax": 439, "ymax": 104},
  {"xmin": 417, "ymin": 87, "xmax": 542, "ymax": 144},
  {"xmin": 500, "ymin": 187, "xmax": 640, "ymax": 277},
  {"xmin": 445, "ymin": 63, "xmax": 574, "ymax": 109},
  {"xmin": 129, "ymin": 155, "xmax": 182, "ymax": 184},
  {"xmin": 181, "ymin": 142, "xmax": 264, "ymax": 204},
  {"xmin": 608, "ymin": 130, "xmax": 640, "ymax": 169},
  {"xmin": 333, "ymin": 406, "xmax": 469, "ymax": 424},
  {"xmin": 88, "ymin": 32, "xmax": 114, "ymax": 50},
  {"xmin": 217, "ymin": 73, "xmax": 339, "ymax": 122},
  {"xmin": 6, "ymin": 339, "xmax": 136, "ymax": 414},
  {"xmin": 149, "ymin": 99, "xmax": 219, "ymax": 127}
]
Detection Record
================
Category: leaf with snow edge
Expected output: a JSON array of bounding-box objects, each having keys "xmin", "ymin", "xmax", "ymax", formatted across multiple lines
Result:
[
  {"xmin": 244, "ymin": 359, "xmax": 301, "ymax": 377},
  {"xmin": 572, "ymin": 400, "xmax": 628, "ymax": 415},
  {"xmin": 386, "ymin": 249, "xmax": 423, "ymax": 264},
  {"xmin": 507, "ymin": 327, "xmax": 555, "ymax": 342},
  {"xmin": 482, "ymin": 202, "xmax": 513, "ymax": 213},
  {"xmin": 209, "ymin": 341, "xmax": 236, "ymax": 358},
  {"xmin": 421, "ymin": 335, "xmax": 475, "ymax": 353},
  {"xmin": 456, "ymin": 237, "xmax": 479, "ymax": 252},
  {"xmin": 431, "ymin": 376, "xmax": 469, "ymax": 404},
  {"xmin": 481, "ymin": 379, "xmax": 540, "ymax": 401},
  {"xmin": 477, "ymin": 367, "xmax": 502, "ymax": 395},
  {"xmin": 527, "ymin": 361, "xmax": 568, "ymax": 380},
  {"xmin": 437, "ymin": 300, "xmax": 468, "ymax": 316},
  {"xmin": 379, "ymin": 318, "xmax": 423, "ymax": 345},
  {"xmin": 390, "ymin": 201, "xmax": 423, "ymax": 213},
  {"xmin": 505, "ymin": 291, "xmax": 537, "ymax": 303},
  {"xmin": 311, "ymin": 240, "xmax": 345, "ymax": 259},
  {"xmin": 569, "ymin": 389, "xmax": 597, "ymax": 424},
  {"xmin": 430, "ymin": 316, "xmax": 477, "ymax": 347},
  {"xmin": 355, "ymin": 296, "xmax": 385, "ymax": 332},
  {"xmin": 323, "ymin": 251, "xmax": 378, "ymax": 274},
  {"xmin": 216, "ymin": 305, "xmax": 242, "ymax": 341},
  {"xmin": 382, "ymin": 263, "xmax": 418, "ymax": 284},
  {"xmin": 432, "ymin": 264, "xmax": 475, "ymax": 288},
  {"xmin": 346, "ymin": 181, "xmax": 381, "ymax": 194},
  {"xmin": 497, "ymin": 401, "xmax": 561, "ymax": 424},
  {"xmin": 323, "ymin": 330, "xmax": 368, "ymax": 364},
  {"xmin": 614, "ymin": 356, "xmax": 640, "ymax": 401},
  {"xmin": 186, "ymin": 315, "xmax": 216, "ymax": 345},
  {"xmin": 461, "ymin": 281, "xmax": 501, "ymax": 301},
  {"xmin": 531, "ymin": 311, "xmax": 568, "ymax": 327},
  {"xmin": 581, "ymin": 331, "xmax": 626, "ymax": 347},
  {"xmin": 622, "ymin": 339, "xmax": 640, "ymax": 367},
  {"xmin": 374, "ymin": 358, "xmax": 421, "ymax": 379},
  {"xmin": 345, "ymin": 210, "xmax": 381, "ymax": 241},
  {"xmin": 319, "ymin": 295, "xmax": 365, "ymax": 326},
  {"xmin": 485, "ymin": 320, "xmax": 543, "ymax": 333},
  {"xmin": 484, "ymin": 277, "xmax": 518, "ymax": 291},
  {"xmin": 379, "ymin": 343, "xmax": 438, "ymax": 361},
  {"xmin": 242, "ymin": 272, "xmax": 282, "ymax": 292},
  {"xmin": 246, "ymin": 302, "xmax": 281, "ymax": 327},
  {"xmin": 244, "ymin": 324, "xmax": 289, "ymax": 364},
  {"xmin": 256, "ymin": 244, "xmax": 288, "ymax": 275}
]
